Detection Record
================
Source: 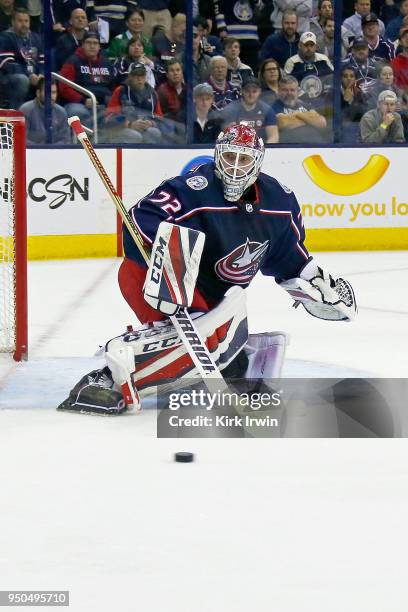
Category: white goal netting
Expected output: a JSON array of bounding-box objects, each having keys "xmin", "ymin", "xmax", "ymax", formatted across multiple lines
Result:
[{"xmin": 0, "ymin": 121, "xmax": 16, "ymax": 354}]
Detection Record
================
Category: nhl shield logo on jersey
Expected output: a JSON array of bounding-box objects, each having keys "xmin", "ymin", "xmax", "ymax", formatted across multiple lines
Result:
[
  {"xmin": 186, "ymin": 175, "xmax": 208, "ymax": 190},
  {"xmin": 215, "ymin": 238, "xmax": 269, "ymax": 284}
]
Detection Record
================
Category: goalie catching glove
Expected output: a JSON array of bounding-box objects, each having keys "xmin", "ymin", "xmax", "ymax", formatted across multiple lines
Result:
[
  {"xmin": 279, "ymin": 260, "xmax": 357, "ymax": 321},
  {"xmin": 143, "ymin": 221, "xmax": 205, "ymax": 315}
]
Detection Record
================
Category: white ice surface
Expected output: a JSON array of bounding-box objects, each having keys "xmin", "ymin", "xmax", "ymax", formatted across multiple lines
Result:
[{"xmin": 0, "ymin": 252, "xmax": 408, "ymax": 611}]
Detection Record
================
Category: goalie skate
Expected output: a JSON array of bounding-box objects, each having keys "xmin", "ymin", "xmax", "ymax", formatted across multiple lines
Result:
[{"xmin": 57, "ymin": 367, "xmax": 127, "ymax": 416}]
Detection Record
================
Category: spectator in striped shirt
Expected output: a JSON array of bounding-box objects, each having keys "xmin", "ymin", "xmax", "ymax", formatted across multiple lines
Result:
[
  {"xmin": 85, "ymin": 0, "xmax": 138, "ymax": 39},
  {"xmin": 212, "ymin": 0, "xmax": 260, "ymax": 72}
]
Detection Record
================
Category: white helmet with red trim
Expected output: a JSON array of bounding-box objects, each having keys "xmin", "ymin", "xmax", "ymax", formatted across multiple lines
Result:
[{"xmin": 214, "ymin": 123, "xmax": 265, "ymax": 202}]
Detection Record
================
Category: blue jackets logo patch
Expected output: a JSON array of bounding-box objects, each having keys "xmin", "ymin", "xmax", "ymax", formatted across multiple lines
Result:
[
  {"xmin": 215, "ymin": 238, "xmax": 269, "ymax": 284},
  {"xmin": 186, "ymin": 176, "xmax": 208, "ymax": 190}
]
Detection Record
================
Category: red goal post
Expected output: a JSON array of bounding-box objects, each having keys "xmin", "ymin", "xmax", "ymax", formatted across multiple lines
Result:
[{"xmin": 0, "ymin": 110, "xmax": 27, "ymax": 361}]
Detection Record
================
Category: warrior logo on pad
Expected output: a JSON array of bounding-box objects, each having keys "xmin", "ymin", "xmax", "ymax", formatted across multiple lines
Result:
[{"xmin": 215, "ymin": 239, "xmax": 269, "ymax": 284}]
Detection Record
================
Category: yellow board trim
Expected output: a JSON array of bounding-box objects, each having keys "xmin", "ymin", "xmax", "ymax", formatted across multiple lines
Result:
[
  {"xmin": 305, "ymin": 227, "xmax": 408, "ymax": 251},
  {"xmin": 26, "ymin": 228, "xmax": 408, "ymax": 260},
  {"xmin": 28, "ymin": 234, "xmax": 117, "ymax": 260}
]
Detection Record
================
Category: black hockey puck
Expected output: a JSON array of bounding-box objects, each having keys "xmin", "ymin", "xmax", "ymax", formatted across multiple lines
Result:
[{"xmin": 175, "ymin": 452, "xmax": 194, "ymax": 463}]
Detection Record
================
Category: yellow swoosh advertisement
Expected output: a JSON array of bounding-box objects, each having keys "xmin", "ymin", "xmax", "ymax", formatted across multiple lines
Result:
[{"xmin": 302, "ymin": 154, "xmax": 390, "ymax": 195}]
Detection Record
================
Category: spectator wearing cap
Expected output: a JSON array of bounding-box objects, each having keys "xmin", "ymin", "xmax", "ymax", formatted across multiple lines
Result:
[
  {"xmin": 219, "ymin": 77, "xmax": 279, "ymax": 143},
  {"xmin": 343, "ymin": 0, "xmax": 385, "ymax": 38},
  {"xmin": 273, "ymin": 74, "xmax": 328, "ymax": 143},
  {"xmin": 342, "ymin": 36, "xmax": 377, "ymax": 93},
  {"xmin": 360, "ymin": 89, "xmax": 405, "ymax": 141},
  {"xmin": 269, "ymin": 0, "xmax": 312, "ymax": 35},
  {"xmin": 189, "ymin": 25, "xmax": 211, "ymax": 86},
  {"xmin": 59, "ymin": 31, "xmax": 114, "ymax": 125},
  {"xmin": 112, "ymin": 35, "xmax": 155, "ymax": 87},
  {"xmin": 223, "ymin": 37, "xmax": 253, "ymax": 90},
  {"xmin": 362, "ymin": 12, "xmax": 395, "ymax": 62},
  {"xmin": 193, "ymin": 82, "xmax": 221, "ymax": 144},
  {"xmin": 259, "ymin": 58, "xmax": 282, "ymax": 105},
  {"xmin": 391, "ymin": 26, "xmax": 408, "ymax": 90},
  {"xmin": 206, "ymin": 55, "xmax": 240, "ymax": 112},
  {"xmin": 105, "ymin": 63, "xmax": 163, "ymax": 143},
  {"xmin": 284, "ymin": 31, "xmax": 333, "ymax": 105},
  {"xmin": 54, "ymin": 8, "xmax": 88, "ymax": 69},
  {"xmin": 386, "ymin": 0, "xmax": 408, "ymax": 41},
  {"xmin": 259, "ymin": 9, "xmax": 300, "ymax": 68}
]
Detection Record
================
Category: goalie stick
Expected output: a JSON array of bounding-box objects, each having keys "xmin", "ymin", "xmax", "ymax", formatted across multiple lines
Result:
[{"xmin": 67, "ymin": 116, "xmax": 229, "ymax": 392}]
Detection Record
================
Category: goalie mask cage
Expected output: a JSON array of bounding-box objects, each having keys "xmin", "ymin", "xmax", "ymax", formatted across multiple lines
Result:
[{"xmin": 0, "ymin": 110, "xmax": 27, "ymax": 361}]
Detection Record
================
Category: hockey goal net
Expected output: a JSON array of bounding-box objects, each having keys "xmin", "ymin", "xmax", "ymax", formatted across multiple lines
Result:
[{"xmin": 0, "ymin": 110, "xmax": 27, "ymax": 361}]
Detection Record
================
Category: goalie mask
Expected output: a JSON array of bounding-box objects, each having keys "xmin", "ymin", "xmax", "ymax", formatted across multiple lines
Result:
[{"xmin": 214, "ymin": 123, "xmax": 265, "ymax": 202}]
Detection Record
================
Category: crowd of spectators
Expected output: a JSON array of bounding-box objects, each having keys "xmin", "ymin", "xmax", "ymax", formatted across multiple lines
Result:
[{"xmin": 0, "ymin": 0, "xmax": 407, "ymax": 144}]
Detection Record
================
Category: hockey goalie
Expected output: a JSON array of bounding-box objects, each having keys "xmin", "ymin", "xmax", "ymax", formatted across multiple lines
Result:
[{"xmin": 58, "ymin": 123, "xmax": 357, "ymax": 415}]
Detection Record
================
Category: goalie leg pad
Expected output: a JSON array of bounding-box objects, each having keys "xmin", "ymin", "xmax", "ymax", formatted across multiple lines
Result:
[
  {"xmin": 105, "ymin": 286, "xmax": 249, "ymax": 396},
  {"xmin": 105, "ymin": 344, "xmax": 141, "ymax": 411},
  {"xmin": 57, "ymin": 367, "xmax": 127, "ymax": 416},
  {"xmin": 244, "ymin": 332, "xmax": 288, "ymax": 379}
]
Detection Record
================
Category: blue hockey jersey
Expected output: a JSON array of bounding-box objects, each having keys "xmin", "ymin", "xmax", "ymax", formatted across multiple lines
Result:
[{"xmin": 124, "ymin": 162, "xmax": 310, "ymax": 303}]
